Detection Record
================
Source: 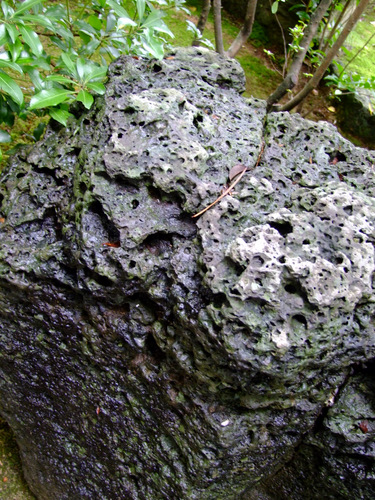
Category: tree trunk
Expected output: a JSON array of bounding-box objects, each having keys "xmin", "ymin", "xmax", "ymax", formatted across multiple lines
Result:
[
  {"xmin": 321, "ymin": 0, "xmax": 353, "ymax": 53},
  {"xmin": 278, "ymin": 0, "xmax": 370, "ymax": 112},
  {"xmin": 225, "ymin": 0, "xmax": 258, "ymax": 58},
  {"xmin": 192, "ymin": 0, "xmax": 212, "ymax": 47},
  {"xmin": 267, "ymin": 0, "xmax": 334, "ymax": 110},
  {"xmin": 213, "ymin": 0, "xmax": 225, "ymax": 55}
]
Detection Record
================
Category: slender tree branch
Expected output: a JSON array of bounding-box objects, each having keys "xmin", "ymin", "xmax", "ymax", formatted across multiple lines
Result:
[
  {"xmin": 213, "ymin": 0, "xmax": 225, "ymax": 55},
  {"xmin": 192, "ymin": 0, "xmax": 212, "ymax": 47},
  {"xmin": 321, "ymin": 0, "xmax": 353, "ymax": 53},
  {"xmin": 339, "ymin": 30, "xmax": 375, "ymax": 77},
  {"xmin": 225, "ymin": 0, "xmax": 258, "ymax": 58},
  {"xmin": 278, "ymin": 0, "xmax": 370, "ymax": 112},
  {"xmin": 267, "ymin": 0, "xmax": 334, "ymax": 110}
]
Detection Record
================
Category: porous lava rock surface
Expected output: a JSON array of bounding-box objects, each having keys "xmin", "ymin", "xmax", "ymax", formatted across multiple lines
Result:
[{"xmin": 0, "ymin": 48, "xmax": 374, "ymax": 499}]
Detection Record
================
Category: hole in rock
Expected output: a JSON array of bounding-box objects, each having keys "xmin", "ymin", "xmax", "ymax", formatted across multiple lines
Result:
[
  {"xmin": 145, "ymin": 333, "xmax": 166, "ymax": 362},
  {"xmin": 124, "ymin": 106, "xmax": 137, "ymax": 114},
  {"xmin": 251, "ymin": 255, "xmax": 265, "ymax": 268},
  {"xmin": 291, "ymin": 314, "xmax": 308, "ymax": 326},
  {"xmin": 153, "ymin": 63, "xmax": 162, "ymax": 73},
  {"xmin": 88, "ymin": 200, "xmax": 120, "ymax": 242},
  {"xmin": 131, "ymin": 199, "xmax": 139, "ymax": 209},
  {"xmin": 85, "ymin": 269, "xmax": 113, "ymax": 287},
  {"xmin": 284, "ymin": 283, "xmax": 298, "ymax": 294},
  {"xmin": 142, "ymin": 231, "xmax": 174, "ymax": 256},
  {"xmin": 269, "ymin": 220, "xmax": 293, "ymax": 236},
  {"xmin": 329, "ymin": 151, "xmax": 347, "ymax": 163},
  {"xmin": 212, "ymin": 293, "xmax": 227, "ymax": 309},
  {"xmin": 193, "ymin": 115, "xmax": 204, "ymax": 129}
]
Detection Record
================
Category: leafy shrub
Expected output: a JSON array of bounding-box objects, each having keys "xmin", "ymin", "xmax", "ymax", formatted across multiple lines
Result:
[{"xmin": 0, "ymin": 0, "xmax": 187, "ymax": 157}]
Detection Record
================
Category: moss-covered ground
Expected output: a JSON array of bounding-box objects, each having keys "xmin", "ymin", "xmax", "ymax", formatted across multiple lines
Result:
[{"xmin": 0, "ymin": 419, "xmax": 36, "ymax": 499}]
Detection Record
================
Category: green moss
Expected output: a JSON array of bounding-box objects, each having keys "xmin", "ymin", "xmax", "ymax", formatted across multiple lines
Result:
[{"xmin": 0, "ymin": 418, "xmax": 36, "ymax": 499}]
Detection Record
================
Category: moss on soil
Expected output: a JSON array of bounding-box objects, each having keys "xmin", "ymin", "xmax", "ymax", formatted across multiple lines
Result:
[{"xmin": 0, "ymin": 418, "xmax": 36, "ymax": 499}]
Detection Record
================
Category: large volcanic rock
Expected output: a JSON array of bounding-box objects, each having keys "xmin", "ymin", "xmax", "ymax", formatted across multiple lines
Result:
[{"xmin": 0, "ymin": 48, "xmax": 374, "ymax": 499}]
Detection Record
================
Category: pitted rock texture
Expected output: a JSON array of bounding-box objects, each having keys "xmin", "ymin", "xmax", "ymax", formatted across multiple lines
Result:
[{"xmin": 0, "ymin": 47, "xmax": 374, "ymax": 500}]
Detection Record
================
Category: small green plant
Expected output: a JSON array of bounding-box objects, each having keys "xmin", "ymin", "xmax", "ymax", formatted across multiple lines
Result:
[{"xmin": 0, "ymin": 0, "xmax": 187, "ymax": 159}]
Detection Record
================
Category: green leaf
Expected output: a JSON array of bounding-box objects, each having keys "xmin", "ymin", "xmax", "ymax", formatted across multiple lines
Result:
[
  {"xmin": 6, "ymin": 24, "xmax": 19, "ymax": 43},
  {"xmin": 76, "ymin": 90, "xmax": 94, "ymax": 109},
  {"xmin": 46, "ymin": 74, "xmax": 74, "ymax": 85},
  {"xmin": 32, "ymin": 121, "xmax": 46, "ymax": 141},
  {"xmin": 136, "ymin": 0, "xmax": 145, "ymax": 20},
  {"xmin": 24, "ymin": 67, "xmax": 44, "ymax": 91},
  {"xmin": 153, "ymin": 20, "xmax": 174, "ymax": 38},
  {"xmin": 85, "ymin": 64, "xmax": 107, "ymax": 81},
  {"xmin": 88, "ymin": 14, "xmax": 102, "ymax": 30},
  {"xmin": 9, "ymin": 37, "xmax": 23, "ymax": 61},
  {"xmin": 117, "ymin": 16, "xmax": 137, "ymax": 29},
  {"xmin": 0, "ymin": 59, "xmax": 23, "ymax": 73},
  {"xmin": 61, "ymin": 53, "xmax": 77, "ymax": 76},
  {"xmin": 0, "ymin": 24, "xmax": 6, "ymax": 45},
  {"xmin": 106, "ymin": 12, "xmax": 117, "ymax": 32},
  {"xmin": 81, "ymin": 38, "xmax": 101, "ymax": 55},
  {"xmin": 14, "ymin": 0, "xmax": 42, "ymax": 16},
  {"xmin": 86, "ymin": 81, "xmax": 106, "ymax": 94},
  {"xmin": 50, "ymin": 36, "xmax": 68, "ymax": 52},
  {"xmin": 0, "ymin": 129, "xmax": 11, "ymax": 142},
  {"xmin": 271, "ymin": 1, "xmax": 278, "ymax": 14},
  {"xmin": 106, "ymin": 0, "xmax": 135, "ymax": 22},
  {"xmin": 76, "ymin": 58, "xmax": 86, "ymax": 81},
  {"xmin": 21, "ymin": 14, "xmax": 54, "ymax": 30},
  {"xmin": 29, "ymin": 88, "xmax": 74, "ymax": 110},
  {"xmin": 0, "ymin": 71, "xmax": 23, "ymax": 106},
  {"xmin": 141, "ymin": 10, "xmax": 165, "ymax": 30},
  {"xmin": 49, "ymin": 107, "xmax": 72, "ymax": 126},
  {"xmin": 19, "ymin": 26, "xmax": 43, "ymax": 57},
  {"xmin": 142, "ymin": 36, "xmax": 164, "ymax": 60},
  {"xmin": 1, "ymin": 1, "xmax": 14, "ymax": 19}
]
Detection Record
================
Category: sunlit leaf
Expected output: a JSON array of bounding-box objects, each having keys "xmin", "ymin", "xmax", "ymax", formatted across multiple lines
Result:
[
  {"xmin": 46, "ymin": 74, "xmax": 74, "ymax": 85},
  {"xmin": 61, "ymin": 53, "xmax": 76, "ymax": 76},
  {"xmin": 141, "ymin": 10, "xmax": 165, "ymax": 30},
  {"xmin": 76, "ymin": 89, "xmax": 94, "ymax": 109},
  {"xmin": 29, "ymin": 88, "xmax": 73, "ymax": 110},
  {"xmin": 19, "ymin": 26, "xmax": 43, "ymax": 57},
  {"xmin": 88, "ymin": 14, "xmax": 102, "ymax": 30},
  {"xmin": 136, "ymin": 0, "xmax": 145, "ymax": 20},
  {"xmin": 118, "ymin": 17, "xmax": 137, "ymax": 29},
  {"xmin": 106, "ymin": 0, "xmax": 136, "ymax": 24},
  {"xmin": 0, "ymin": 71, "xmax": 23, "ymax": 106},
  {"xmin": 0, "ymin": 59, "xmax": 23, "ymax": 73},
  {"xmin": 271, "ymin": 1, "xmax": 278, "ymax": 14},
  {"xmin": 6, "ymin": 24, "xmax": 19, "ymax": 43},
  {"xmin": 0, "ymin": 129, "xmax": 11, "ymax": 142},
  {"xmin": 86, "ymin": 81, "xmax": 106, "ymax": 94},
  {"xmin": 13, "ymin": 0, "xmax": 42, "ymax": 16},
  {"xmin": 49, "ymin": 107, "xmax": 73, "ymax": 126}
]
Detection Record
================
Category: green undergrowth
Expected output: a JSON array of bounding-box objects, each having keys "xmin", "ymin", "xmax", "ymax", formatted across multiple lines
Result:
[
  {"xmin": 339, "ymin": 6, "xmax": 375, "ymax": 79},
  {"xmin": 0, "ymin": 418, "xmax": 36, "ymax": 500}
]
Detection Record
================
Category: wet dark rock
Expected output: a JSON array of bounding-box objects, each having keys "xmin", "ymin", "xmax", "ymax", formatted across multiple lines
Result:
[
  {"xmin": 0, "ymin": 47, "xmax": 374, "ymax": 499},
  {"xmin": 336, "ymin": 89, "xmax": 375, "ymax": 149}
]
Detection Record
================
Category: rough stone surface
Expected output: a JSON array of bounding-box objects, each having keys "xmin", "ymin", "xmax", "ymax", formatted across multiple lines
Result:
[{"xmin": 0, "ymin": 47, "xmax": 374, "ymax": 499}]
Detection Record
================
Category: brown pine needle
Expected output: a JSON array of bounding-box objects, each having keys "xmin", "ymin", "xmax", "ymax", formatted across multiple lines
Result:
[{"xmin": 192, "ymin": 141, "xmax": 265, "ymax": 218}]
